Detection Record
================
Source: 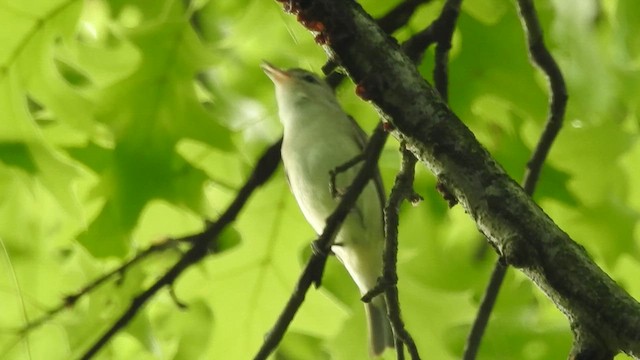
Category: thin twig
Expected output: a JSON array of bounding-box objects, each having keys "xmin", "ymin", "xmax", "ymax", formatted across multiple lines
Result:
[
  {"xmin": 79, "ymin": 138, "xmax": 283, "ymax": 360},
  {"xmin": 399, "ymin": 4, "xmax": 462, "ymax": 357},
  {"xmin": 403, "ymin": 23, "xmax": 438, "ymax": 63},
  {"xmin": 362, "ymin": 6, "xmax": 460, "ymax": 355},
  {"xmin": 322, "ymin": 3, "xmax": 454, "ymax": 357},
  {"xmin": 433, "ymin": 0, "xmax": 462, "ymax": 101},
  {"xmin": 329, "ymin": 153, "xmax": 365, "ymax": 198},
  {"xmin": 397, "ymin": 342, "xmax": 406, "ymax": 360},
  {"xmin": 383, "ymin": 145, "xmax": 421, "ymax": 359},
  {"xmin": 378, "ymin": 0, "xmax": 433, "ymax": 35},
  {"xmin": 17, "ymin": 238, "xmax": 183, "ymax": 336},
  {"xmin": 517, "ymin": 0, "xmax": 568, "ymax": 194},
  {"xmin": 402, "ymin": 0, "xmax": 461, "ymax": 66},
  {"xmin": 462, "ymin": 262, "xmax": 506, "ymax": 360},
  {"xmin": 253, "ymin": 124, "xmax": 388, "ymax": 360},
  {"xmin": 463, "ymin": 0, "xmax": 568, "ymax": 358}
]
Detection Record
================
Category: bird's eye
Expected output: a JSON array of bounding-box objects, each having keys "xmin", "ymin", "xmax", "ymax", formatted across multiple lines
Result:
[{"xmin": 302, "ymin": 74, "xmax": 319, "ymax": 84}]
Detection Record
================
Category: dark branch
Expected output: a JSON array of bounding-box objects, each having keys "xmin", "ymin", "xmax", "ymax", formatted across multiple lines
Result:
[
  {"xmin": 79, "ymin": 138, "xmax": 283, "ymax": 359},
  {"xmin": 377, "ymin": 0, "xmax": 432, "ymax": 34},
  {"xmin": 253, "ymin": 123, "xmax": 388, "ymax": 360},
  {"xmin": 463, "ymin": 261, "xmax": 507, "ymax": 359},
  {"xmin": 464, "ymin": 0, "xmax": 569, "ymax": 357},
  {"xmin": 516, "ymin": 0, "xmax": 568, "ymax": 195},
  {"xmin": 402, "ymin": 0, "xmax": 461, "ymax": 66},
  {"xmin": 402, "ymin": 24, "xmax": 438, "ymax": 64}
]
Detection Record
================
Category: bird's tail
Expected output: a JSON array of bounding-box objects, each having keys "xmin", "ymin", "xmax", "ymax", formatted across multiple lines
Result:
[{"xmin": 365, "ymin": 296, "xmax": 394, "ymax": 357}]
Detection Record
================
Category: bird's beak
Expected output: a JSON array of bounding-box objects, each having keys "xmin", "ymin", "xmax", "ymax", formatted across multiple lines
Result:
[{"xmin": 261, "ymin": 61, "xmax": 291, "ymax": 84}]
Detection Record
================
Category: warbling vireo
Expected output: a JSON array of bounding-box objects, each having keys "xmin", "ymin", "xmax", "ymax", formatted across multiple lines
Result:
[{"xmin": 261, "ymin": 62, "xmax": 393, "ymax": 356}]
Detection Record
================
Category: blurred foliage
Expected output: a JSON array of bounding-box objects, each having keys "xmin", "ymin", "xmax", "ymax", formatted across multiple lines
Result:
[{"xmin": 0, "ymin": 0, "xmax": 638, "ymax": 359}]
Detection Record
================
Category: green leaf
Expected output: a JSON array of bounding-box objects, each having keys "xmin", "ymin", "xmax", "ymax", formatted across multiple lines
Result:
[
  {"xmin": 217, "ymin": 226, "xmax": 241, "ymax": 252},
  {"xmin": 461, "ymin": 0, "xmax": 509, "ymax": 25},
  {"xmin": 0, "ymin": 142, "xmax": 37, "ymax": 174},
  {"xmin": 276, "ymin": 331, "xmax": 329, "ymax": 360},
  {"xmin": 77, "ymin": 201, "xmax": 130, "ymax": 257},
  {"xmin": 470, "ymin": 94, "xmax": 578, "ymax": 205},
  {"xmin": 126, "ymin": 312, "xmax": 156, "ymax": 354},
  {"xmin": 172, "ymin": 300, "xmax": 215, "ymax": 360},
  {"xmin": 75, "ymin": 3, "xmax": 233, "ymax": 256},
  {"xmin": 569, "ymin": 201, "xmax": 638, "ymax": 267}
]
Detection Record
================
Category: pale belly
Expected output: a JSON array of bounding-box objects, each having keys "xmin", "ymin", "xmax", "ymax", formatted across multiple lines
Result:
[
  {"xmin": 282, "ymin": 133, "xmax": 362, "ymax": 233},
  {"xmin": 281, "ymin": 131, "xmax": 385, "ymax": 293}
]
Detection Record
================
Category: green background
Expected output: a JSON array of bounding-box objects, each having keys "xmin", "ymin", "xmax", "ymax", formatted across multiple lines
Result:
[{"xmin": 0, "ymin": 0, "xmax": 638, "ymax": 359}]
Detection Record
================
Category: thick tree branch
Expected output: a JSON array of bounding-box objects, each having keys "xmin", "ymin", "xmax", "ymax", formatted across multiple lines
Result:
[
  {"xmin": 254, "ymin": 123, "xmax": 388, "ymax": 360},
  {"xmin": 79, "ymin": 139, "xmax": 283, "ymax": 359},
  {"xmin": 278, "ymin": 0, "xmax": 640, "ymax": 357},
  {"xmin": 325, "ymin": 0, "xmax": 431, "ymax": 87}
]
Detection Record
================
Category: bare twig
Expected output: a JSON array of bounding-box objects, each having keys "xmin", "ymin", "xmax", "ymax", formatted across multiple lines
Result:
[
  {"xmin": 432, "ymin": 0, "xmax": 462, "ymax": 101},
  {"xmin": 402, "ymin": 0, "xmax": 461, "ymax": 66},
  {"xmin": 363, "ymin": 1, "xmax": 466, "ymax": 352},
  {"xmin": 377, "ymin": 0, "xmax": 433, "ymax": 35},
  {"xmin": 16, "ymin": 238, "xmax": 184, "ymax": 336},
  {"xmin": 329, "ymin": 153, "xmax": 365, "ymax": 198},
  {"xmin": 253, "ymin": 123, "xmax": 388, "ymax": 360},
  {"xmin": 517, "ymin": 0, "xmax": 568, "ymax": 194},
  {"xmin": 463, "ymin": 262, "xmax": 507, "ymax": 360},
  {"xmin": 79, "ymin": 138, "xmax": 283, "ymax": 360},
  {"xmin": 463, "ymin": 0, "xmax": 568, "ymax": 358},
  {"xmin": 402, "ymin": 24, "xmax": 438, "ymax": 63},
  {"xmin": 383, "ymin": 145, "xmax": 421, "ymax": 359}
]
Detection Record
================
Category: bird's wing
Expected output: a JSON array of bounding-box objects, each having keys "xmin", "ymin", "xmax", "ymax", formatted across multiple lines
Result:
[{"xmin": 346, "ymin": 115, "xmax": 386, "ymax": 210}]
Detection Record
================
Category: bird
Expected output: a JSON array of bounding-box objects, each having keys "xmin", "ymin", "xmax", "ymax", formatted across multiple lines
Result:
[{"xmin": 261, "ymin": 62, "xmax": 394, "ymax": 356}]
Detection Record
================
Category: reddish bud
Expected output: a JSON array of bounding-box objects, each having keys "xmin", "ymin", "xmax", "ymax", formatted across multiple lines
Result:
[
  {"xmin": 315, "ymin": 33, "xmax": 328, "ymax": 45},
  {"xmin": 436, "ymin": 180, "xmax": 458, "ymax": 208},
  {"xmin": 308, "ymin": 20, "xmax": 325, "ymax": 32},
  {"xmin": 295, "ymin": 11, "xmax": 324, "ymax": 31},
  {"xmin": 382, "ymin": 121, "xmax": 395, "ymax": 132},
  {"xmin": 355, "ymin": 83, "xmax": 370, "ymax": 100},
  {"xmin": 298, "ymin": 17, "xmax": 325, "ymax": 32}
]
